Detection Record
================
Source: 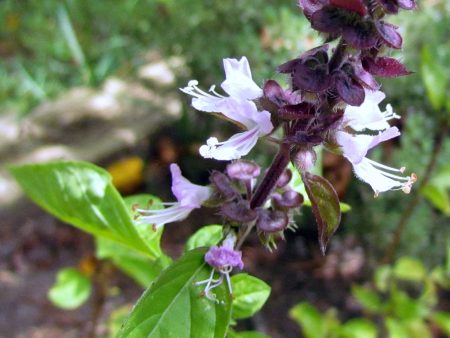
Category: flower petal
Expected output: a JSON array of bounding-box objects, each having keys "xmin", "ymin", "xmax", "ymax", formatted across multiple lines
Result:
[
  {"xmin": 221, "ymin": 57, "xmax": 262, "ymax": 100},
  {"xmin": 199, "ymin": 127, "xmax": 261, "ymax": 161},
  {"xmin": 170, "ymin": 163, "xmax": 212, "ymax": 208},
  {"xmin": 135, "ymin": 203, "xmax": 192, "ymax": 229},
  {"xmin": 337, "ymin": 127, "xmax": 400, "ymax": 164},
  {"xmin": 217, "ymin": 99, "xmax": 268, "ymax": 130},
  {"xmin": 343, "ymin": 89, "xmax": 390, "ymax": 131},
  {"xmin": 352, "ymin": 158, "xmax": 415, "ymax": 194},
  {"xmin": 205, "ymin": 246, "xmax": 243, "ymax": 270}
]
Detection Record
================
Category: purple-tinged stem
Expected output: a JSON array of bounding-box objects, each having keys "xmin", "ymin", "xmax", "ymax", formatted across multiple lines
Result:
[{"xmin": 250, "ymin": 143, "xmax": 291, "ymax": 209}]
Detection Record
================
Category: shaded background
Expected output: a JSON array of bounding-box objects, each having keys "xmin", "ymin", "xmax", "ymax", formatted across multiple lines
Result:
[{"xmin": 1, "ymin": 0, "xmax": 449, "ymax": 337}]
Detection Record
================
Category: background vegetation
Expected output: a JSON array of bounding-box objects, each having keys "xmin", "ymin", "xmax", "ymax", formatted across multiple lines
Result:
[{"xmin": 1, "ymin": 0, "xmax": 449, "ymax": 337}]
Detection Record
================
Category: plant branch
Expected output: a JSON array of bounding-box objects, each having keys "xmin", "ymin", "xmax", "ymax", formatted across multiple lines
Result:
[
  {"xmin": 382, "ymin": 122, "xmax": 449, "ymax": 264},
  {"xmin": 250, "ymin": 143, "xmax": 291, "ymax": 209},
  {"xmin": 87, "ymin": 260, "xmax": 112, "ymax": 338},
  {"xmin": 235, "ymin": 143, "xmax": 291, "ymax": 250}
]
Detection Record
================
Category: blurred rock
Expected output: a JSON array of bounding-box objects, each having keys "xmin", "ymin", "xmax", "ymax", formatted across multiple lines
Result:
[
  {"xmin": 0, "ymin": 55, "xmax": 184, "ymax": 208},
  {"xmin": 139, "ymin": 52, "xmax": 188, "ymax": 88}
]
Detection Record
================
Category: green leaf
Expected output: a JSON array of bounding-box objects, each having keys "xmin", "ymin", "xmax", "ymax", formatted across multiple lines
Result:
[
  {"xmin": 9, "ymin": 161, "xmax": 154, "ymax": 257},
  {"xmin": 301, "ymin": 171, "xmax": 341, "ymax": 254},
  {"xmin": 393, "ymin": 257, "xmax": 426, "ymax": 282},
  {"xmin": 48, "ymin": 268, "xmax": 91, "ymax": 310},
  {"xmin": 338, "ymin": 319, "xmax": 377, "ymax": 338},
  {"xmin": 351, "ymin": 285, "xmax": 383, "ymax": 313},
  {"xmin": 430, "ymin": 266, "xmax": 450, "ymax": 289},
  {"xmin": 421, "ymin": 163, "xmax": 450, "ymax": 215},
  {"xmin": 374, "ymin": 265, "xmax": 392, "ymax": 292},
  {"xmin": 431, "ymin": 312, "xmax": 450, "ymax": 336},
  {"xmin": 390, "ymin": 289, "xmax": 428, "ymax": 320},
  {"xmin": 117, "ymin": 248, "xmax": 232, "ymax": 338},
  {"xmin": 289, "ymin": 164, "xmax": 350, "ymax": 213},
  {"xmin": 96, "ymin": 237, "xmax": 171, "ymax": 287},
  {"xmin": 403, "ymin": 319, "xmax": 432, "ymax": 338},
  {"xmin": 185, "ymin": 225, "xmax": 223, "ymax": 252},
  {"xmin": 422, "ymin": 184, "xmax": 450, "ymax": 215},
  {"xmin": 289, "ymin": 302, "xmax": 327, "ymax": 338},
  {"xmin": 421, "ymin": 46, "xmax": 448, "ymax": 111},
  {"xmin": 339, "ymin": 202, "xmax": 352, "ymax": 213},
  {"xmin": 385, "ymin": 318, "xmax": 409, "ymax": 338},
  {"xmin": 231, "ymin": 273, "xmax": 271, "ymax": 320},
  {"xmin": 124, "ymin": 194, "xmax": 165, "ymax": 258}
]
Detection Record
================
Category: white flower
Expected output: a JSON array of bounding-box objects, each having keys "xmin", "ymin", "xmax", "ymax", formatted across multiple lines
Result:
[
  {"xmin": 181, "ymin": 57, "xmax": 273, "ymax": 161},
  {"xmin": 134, "ymin": 164, "xmax": 211, "ymax": 229},
  {"xmin": 336, "ymin": 90, "xmax": 416, "ymax": 196}
]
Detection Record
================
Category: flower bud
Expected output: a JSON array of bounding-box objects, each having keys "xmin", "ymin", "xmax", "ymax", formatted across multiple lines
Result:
[
  {"xmin": 272, "ymin": 190, "xmax": 304, "ymax": 209},
  {"xmin": 292, "ymin": 147, "xmax": 317, "ymax": 172},
  {"xmin": 276, "ymin": 169, "xmax": 293, "ymax": 188},
  {"xmin": 256, "ymin": 209, "xmax": 289, "ymax": 233},
  {"xmin": 210, "ymin": 170, "xmax": 238, "ymax": 200},
  {"xmin": 226, "ymin": 160, "xmax": 261, "ymax": 181},
  {"xmin": 221, "ymin": 200, "xmax": 258, "ymax": 223}
]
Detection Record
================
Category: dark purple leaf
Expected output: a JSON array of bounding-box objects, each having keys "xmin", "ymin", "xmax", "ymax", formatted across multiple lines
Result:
[
  {"xmin": 311, "ymin": 6, "xmax": 347, "ymax": 33},
  {"xmin": 272, "ymin": 190, "xmax": 304, "ymax": 209},
  {"xmin": 263, "ymin": 80, "xmax": 285, "ymax": 105},
  {"xmin": 330, "ymin": 0, "xmax": 367, "ymax": 16},
  {"xmin": 221, "ymin": 201, "xmax": 257, "ymax": 223},
  {"xmin": 353, "ymin": 59, "xmax": 380, "ymax": 89},
  {"xmin": 398, "ymin": 0, "xmax": 416, "ymax": 10},
  {"xmin": 375, "ymin": 21, "xmax": 403, "ymax": 49},
  {"xmin": 301, "ymin": 172, "xmax": 341, "ymax": 255},
  {"xmin": 289, "ymin": 131, "xmax": 323, "ymax": 145},
  {"xmin": 301, "ymin": 44, "xmax": 330, "ymax": 61},
  {"xmin": 319, "ymin": 109, "xmax": 344, "ymax": 130},
  {"xmin": 256, "ymin": 209, "xmax": 289, "ymax": 233},
  {"xmin": 278, "ymin": 59, "xmax": 300, "ymax": 74},
  {"xmin": 278, "ymin": 103, "xmax": 314, "ymax": 120},
  {"xmin": 298, "ymin": 0, "xmax": 327, "ymax": 18},
  {"xmin": 278, "ymin": 45, "xmax": 329, "ymax": 73},
  {"xmin": 334, "ymin": 72, "xmax": 365, "ymax": 106},
  {"xmin": 210, "ymin": 170, "xmax": 238, "ymax": 200},
  {"xmin": 342, "ymin": 21, "xmax": 378, "ymax": 49},
  {"xmin": 377, "ymin": 0, "xmax": 399, "ymax": 13},
  {"xmin": 362, "ymin": 57, "xmax": 412, "ymax": 77},
  {"xmin": 292, "ymin": 61, "xmax": 331, "ymax": 92}
]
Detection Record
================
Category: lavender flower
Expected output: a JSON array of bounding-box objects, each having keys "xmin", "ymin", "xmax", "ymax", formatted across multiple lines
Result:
[
  {"xmin": 181, "ymin": 57, "xmax": 273, "ymax": 160},
  {"xmin": 335, "ymin": 90, "xmax": 416, "ymax": 196},
  {"xmin": 134, "ymin": 163, "xmax": 211, "ymax": 230},
  {"xmin": 196, "ymin": 234, "xmax": 243, "ymax": 301}
]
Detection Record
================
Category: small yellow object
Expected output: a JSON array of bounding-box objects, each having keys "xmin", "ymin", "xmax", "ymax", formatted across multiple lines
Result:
[
  {"xmin": 107, "ymin": 156, "xmax": 144, "ymax": 194},
  {"xmin": 78, "ymin": 256, "xmax": 96, "ymax": 277}
]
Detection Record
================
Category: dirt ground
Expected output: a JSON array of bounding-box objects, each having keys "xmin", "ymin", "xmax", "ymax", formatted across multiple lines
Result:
[{"xmin": 0, "ymin": 195, "xmax": 371, "ymax": 338}]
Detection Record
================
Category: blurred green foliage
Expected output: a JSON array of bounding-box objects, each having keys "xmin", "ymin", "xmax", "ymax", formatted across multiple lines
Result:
[
  {"xmin": 0, "ymin": 0, "xmax": 320, "ymax": 115},
  {"xmin": 290, "ymin": 254, "xmax": 450, "ymax": 338}
]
